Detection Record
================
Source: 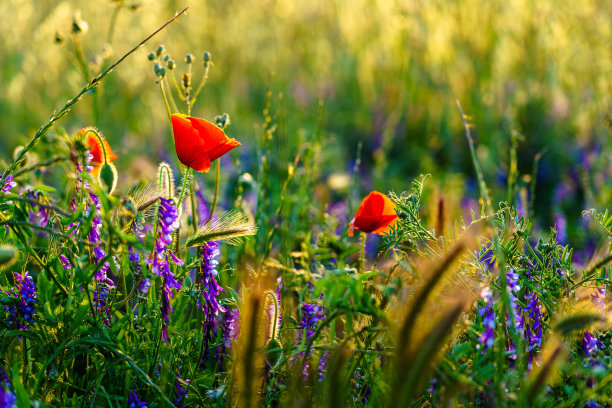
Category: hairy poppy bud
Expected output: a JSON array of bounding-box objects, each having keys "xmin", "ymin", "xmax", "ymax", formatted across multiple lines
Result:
[
  {"xmin": 147, "ymin": 52, "xmax": 156, "ymax": 61},
  {"xmin": 98, "ymin": 162, "xmax": 118, "ymax": 195},
  {"xmin": 156, "ymin": 45, "xmax": 164, "ymax": 57},
  {"xmin": 185, "ymin": 53, "xmax": 194, "ymax": 64},
  {"xmin": 167, "ymin": 60, "xmax": 176, "ymax": 70},
  {"xmin": 203, "ymin": 51, "xmax": 211, "ymax": 63}
]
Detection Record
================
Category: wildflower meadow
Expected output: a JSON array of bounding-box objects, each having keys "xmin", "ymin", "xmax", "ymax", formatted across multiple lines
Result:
[{"xmin": 0, "ymin": 1, "xmax": 611, "ymax": 407}]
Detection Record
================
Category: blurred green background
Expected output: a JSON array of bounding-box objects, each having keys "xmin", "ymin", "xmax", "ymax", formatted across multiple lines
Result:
[{"xmin": 0, "ymin": 0, "xmax": 610, "ymax": 247}]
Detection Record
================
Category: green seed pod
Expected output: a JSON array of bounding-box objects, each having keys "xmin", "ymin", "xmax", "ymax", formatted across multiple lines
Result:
[
  {"xmin": 99, "ymin": 162, "xmax": 118, "ymax": 195},
  {"xmin": 0, "ymin": 245, "xmax": 17, "ymax": 271}
]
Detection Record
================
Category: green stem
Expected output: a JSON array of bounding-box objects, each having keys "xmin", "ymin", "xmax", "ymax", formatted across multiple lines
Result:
[
  {"xmin": 208, "ymin": 161, "xmax": 220, "ymax": 223},
  {"xmin": 359, "ymin": 231, "xmax": 367, "ymax": 274}
]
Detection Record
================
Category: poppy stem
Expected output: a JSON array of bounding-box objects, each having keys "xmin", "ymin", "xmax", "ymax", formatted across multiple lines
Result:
[
  {"xmin": 176, "ymin": 167, "xmax": 191, "ymax": 213},
  {"xmin": 359, "ymin": 231, "xmax": 367, "ymax": 274},
  {"xmin": 208, "ymin": 160, "xmax": 220, "ymax": 223}
]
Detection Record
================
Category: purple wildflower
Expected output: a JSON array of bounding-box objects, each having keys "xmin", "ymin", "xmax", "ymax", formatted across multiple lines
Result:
[
  {"xmin": 477, "ymin": 287, "xmax": 495, "ymax": 353},
  {"xmin": 149, "ymin": 197, "xmax": 183, "ymax": 342},
  {"xmin": 523, "ymin": 292, "xmax": 543, "ymax": 353},
  {"xmin": 59, "ymin": 254, "xmax": 71, "ymax": 270},
  {"xmin": 129, "ymin": 247, "xmax": 150, "ymax": 294},
  {"xmin": 352, "ymin": 368, "xmax": 371, "ymax": 404},
  {"xmin": 173, "ymin": 375, "xmax": 190, "ymax": 407},
  {"xmin": 295, "ymin": 302, "xmax": 325, "ymax": 380},
  {"xmin": 0, "ymin": 385, "xmax": 16, "ymax": 408},
  {"xmin": 197, "ymin": 241, "xmax": 225, "ymax": 366},
  {"xmin": 128, "ymin": 390, "xmax": 148, "ymax": 408},
  {"xmin": 317, "ymin": 350, "xmax": 330, "ymax": 382},
  {"xmin": 583, "ymin": 331, "xmax": 604, "ymax": 356},
  {"xmin": 2, "ymin": 271, "xmax": 37, "ymax": 330},
  {"xmin": 216, "ymin": 308, "xmax": 239, "ymax": 369},
  {"xmin": 0, "ymin": 172, "xmax": 16, "ymax": 195}
]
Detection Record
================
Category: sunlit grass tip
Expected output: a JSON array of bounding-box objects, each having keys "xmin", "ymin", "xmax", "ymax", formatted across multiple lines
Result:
[{"xmin": 186, "ymin": 210, "xmax": 257, "ymax": 247}]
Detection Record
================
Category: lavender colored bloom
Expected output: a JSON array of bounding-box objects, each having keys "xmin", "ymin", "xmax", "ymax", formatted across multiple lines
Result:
[
  {"xmin": 195, "ymin": 186, "xmax": 210, "ymax": 222},
  {"xmin": 173, "ymin": 376, "xmax": 190, "ymax": 407},
  {"xmin": 477, "ymin": 287, "xmax": 495, "ymax": 353},
  {"xmin": 352, "ymin": 368, "xmax": 371, "ymax": 404},
  {"xmin": 197, "ymin": 241, "xmax": 225, "ymax": 366},
  {"xmin": 0, "ymin": 385, "xmax": 17, "ymax": 408},
  {"xmin": 2, "ymin": 271, "xmax": 37, "ymax": 330},
  {"xmin": 505, "ymin": 268, "xmax": 524, "ymax": 332},
  {"xmin": 128, "ymin": 390, "xmax": 148, "ymax": 408},
  {"xmin": 59, "ymin": 254, "xmax": 71, "ymax": 270},
  {"xmin": 149, "ymin": 197, "xmax": 183, "ymax": 342},
  {"xmin": 317, "ymin": 350, "xmax": 330, "ymax": 382},
  {"xmin": 523, "ymin": 292, "xmax": 543, "ymax": 352},
  {"xmin": 294, "ymin": 302, "xmax": 325, "ymax": 380},
  {"xmin": 216, "ymin": 308, "xmax": 239, "ymax": 369},
  {"xmin": 583, "ymin": 331, "xmax": 604, "ymax": 356},
  {"xmin": 553, "ymin": 212, "xmax": 567, "ymax": 245},
  {"xmin": 129, "ymin": 247, "xmax": 150, "ymax": 294},
  {"xmin": 0, "ymin": 172, "xmax": 16, "ymax": 195}
]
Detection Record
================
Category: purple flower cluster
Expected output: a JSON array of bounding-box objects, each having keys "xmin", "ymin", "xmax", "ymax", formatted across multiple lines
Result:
[
  {"xmin": 295, "ymin": 302, "xmax": 326, "ymax": 380},
  {"xmin": 0, "ymin": 385, "xmax": 16, "ymax": 408},
  {"xmin": 128, "ymin": 390, "xmax": 148, "ymax": 408},
  {"xmin": 583, "ymin": 331, "xmax": 604, "ymax": 357},
  {"xmin": 477, "ymin": 287, "xmax": 495, "ymax": 353},
  {"xmin": 149, "ymin": 197, "xmax": 183, "ymax": 342},
  {"xmin": 216, "ymin": 307, "xmax": 239, "ymax": 369},
  {"xmin": 26, "ymin": 190, "xmax": 50, "ymax": 228},
  {"xmin": 2, "ymin": 271, "xmax": 37, "ymax": 330},
  {"xmin": 173, "ymin": 375, "xmax": 190, "ymax": 407},
  {"xmin": 197, "ymin": 241, "xmax": 225, "ymax": 366},
  {"xmin": 0, "ymin": 172, "xmax": 16, "ymax": 195},
  {"xmin": 129, "ymin": 247, "xmax": 150, "ymax": 294},
  {"xmin": 352, "ymin": 367, "xmax": 371, "ymax": 404}
]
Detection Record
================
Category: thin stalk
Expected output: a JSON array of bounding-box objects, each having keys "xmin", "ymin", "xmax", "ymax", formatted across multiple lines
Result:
[
  {"xmin": 208, "ymin": 161, "xmax": 220, "ymax": 223},
  {"xmin": 359, "ymin": 232, "xmax": 366, "ymax": 274},
  {"xmin": 13, "ymin": 156, "xmax": 69, "ymax": 178}
]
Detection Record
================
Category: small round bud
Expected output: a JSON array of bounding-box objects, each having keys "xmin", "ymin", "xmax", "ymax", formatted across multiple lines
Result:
[
  {"xmin": 147, "ymin": 52, "xmax": 156, "ymax": 61},
  {"xmin": 182, "ymin": 73, "xmax": 191, "ymax": 89},
  {"xmin": 167, "ymin": 60, "xmax": 176, "ymax": 70},
  {"xmin": 159, "ymin": 67, "xmax": 166, "ymax": 77},
  {"xmin": 71, "ymin": 12, "xmax": 89, "ymax": 34},
  {"xmin": 162, "ymin": 54, "xmax": 170, "ymax": 62},
  {"xmin": 153, "ymin": 63, "xmax": 162, "ymax": 75},
  {"xmin": 54, "ymin": 31, "xmax": 64, "ymax": 44},
  {"xmin": 215, "ymin": 113, "xmax": 230, "ymax": 129},
  {"xmin": 185, "ymin": 53, "xmax": 194, "ymax": 64},
  {"xmin": 101, "ymin": 44, "xmax": 112, "ymax": 58},
  {"xmin": 203, "ymin": 52, "xmax": 211, "ymax": 63},
  {"xmin": 156, "ymin": 45, "xmax": 164, "ymax": 57}
]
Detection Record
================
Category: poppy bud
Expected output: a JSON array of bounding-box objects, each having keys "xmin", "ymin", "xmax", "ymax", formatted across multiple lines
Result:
[
  {"xmin": 167, "ymin": 59, "xmax": 176, "ymax": 70},
  {"xmin": 147, "ymin": 52, "xmax": 156, "ymax": 61},
  {"xmin": 265, "ymin": 338, "xmax": 283, "ymax": 369},
  {"xmin": 203, "ymin": 51, "xmax": 211, "ymax": 63},
  {"xmin": 162, "ymin": 55, "xmax": 169, "ymax": 63},
  {"xmin": 71, "ymin": 12, "xmax": 89, "ymax": 34},
  {"xmin": 0, "ymin": 245, "xmax": 17, "ymax": 271},
  {"xmin": 156, "ymin": 45, "xmax": 164, "ymax": 57},
  {"xmin": 215, "ymin": 113, "xmax": 230, "ymax": 129},
  {"xmin": 185, "ymin": 53, "xmax": 194, "ymax": 64},
  {"xmin": 98, "ymin": 162, "xmax": 118, "ymax": 195},
  {"xmin": 159, "ymin": 67, "xmax": 166, "ymax": 78}
]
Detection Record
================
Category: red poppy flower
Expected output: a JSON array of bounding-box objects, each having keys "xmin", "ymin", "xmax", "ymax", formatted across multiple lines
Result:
[
  {"xmin": 81, "ymin": 129, "xmax": 117, "ymax": 178},
  {"xmin": 171, "ymin": 114, "xmax": 241, "ymax": 173},
  {"xmin": 348, "ymin": 191, "xmax": 398, "ymax": 236}
]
